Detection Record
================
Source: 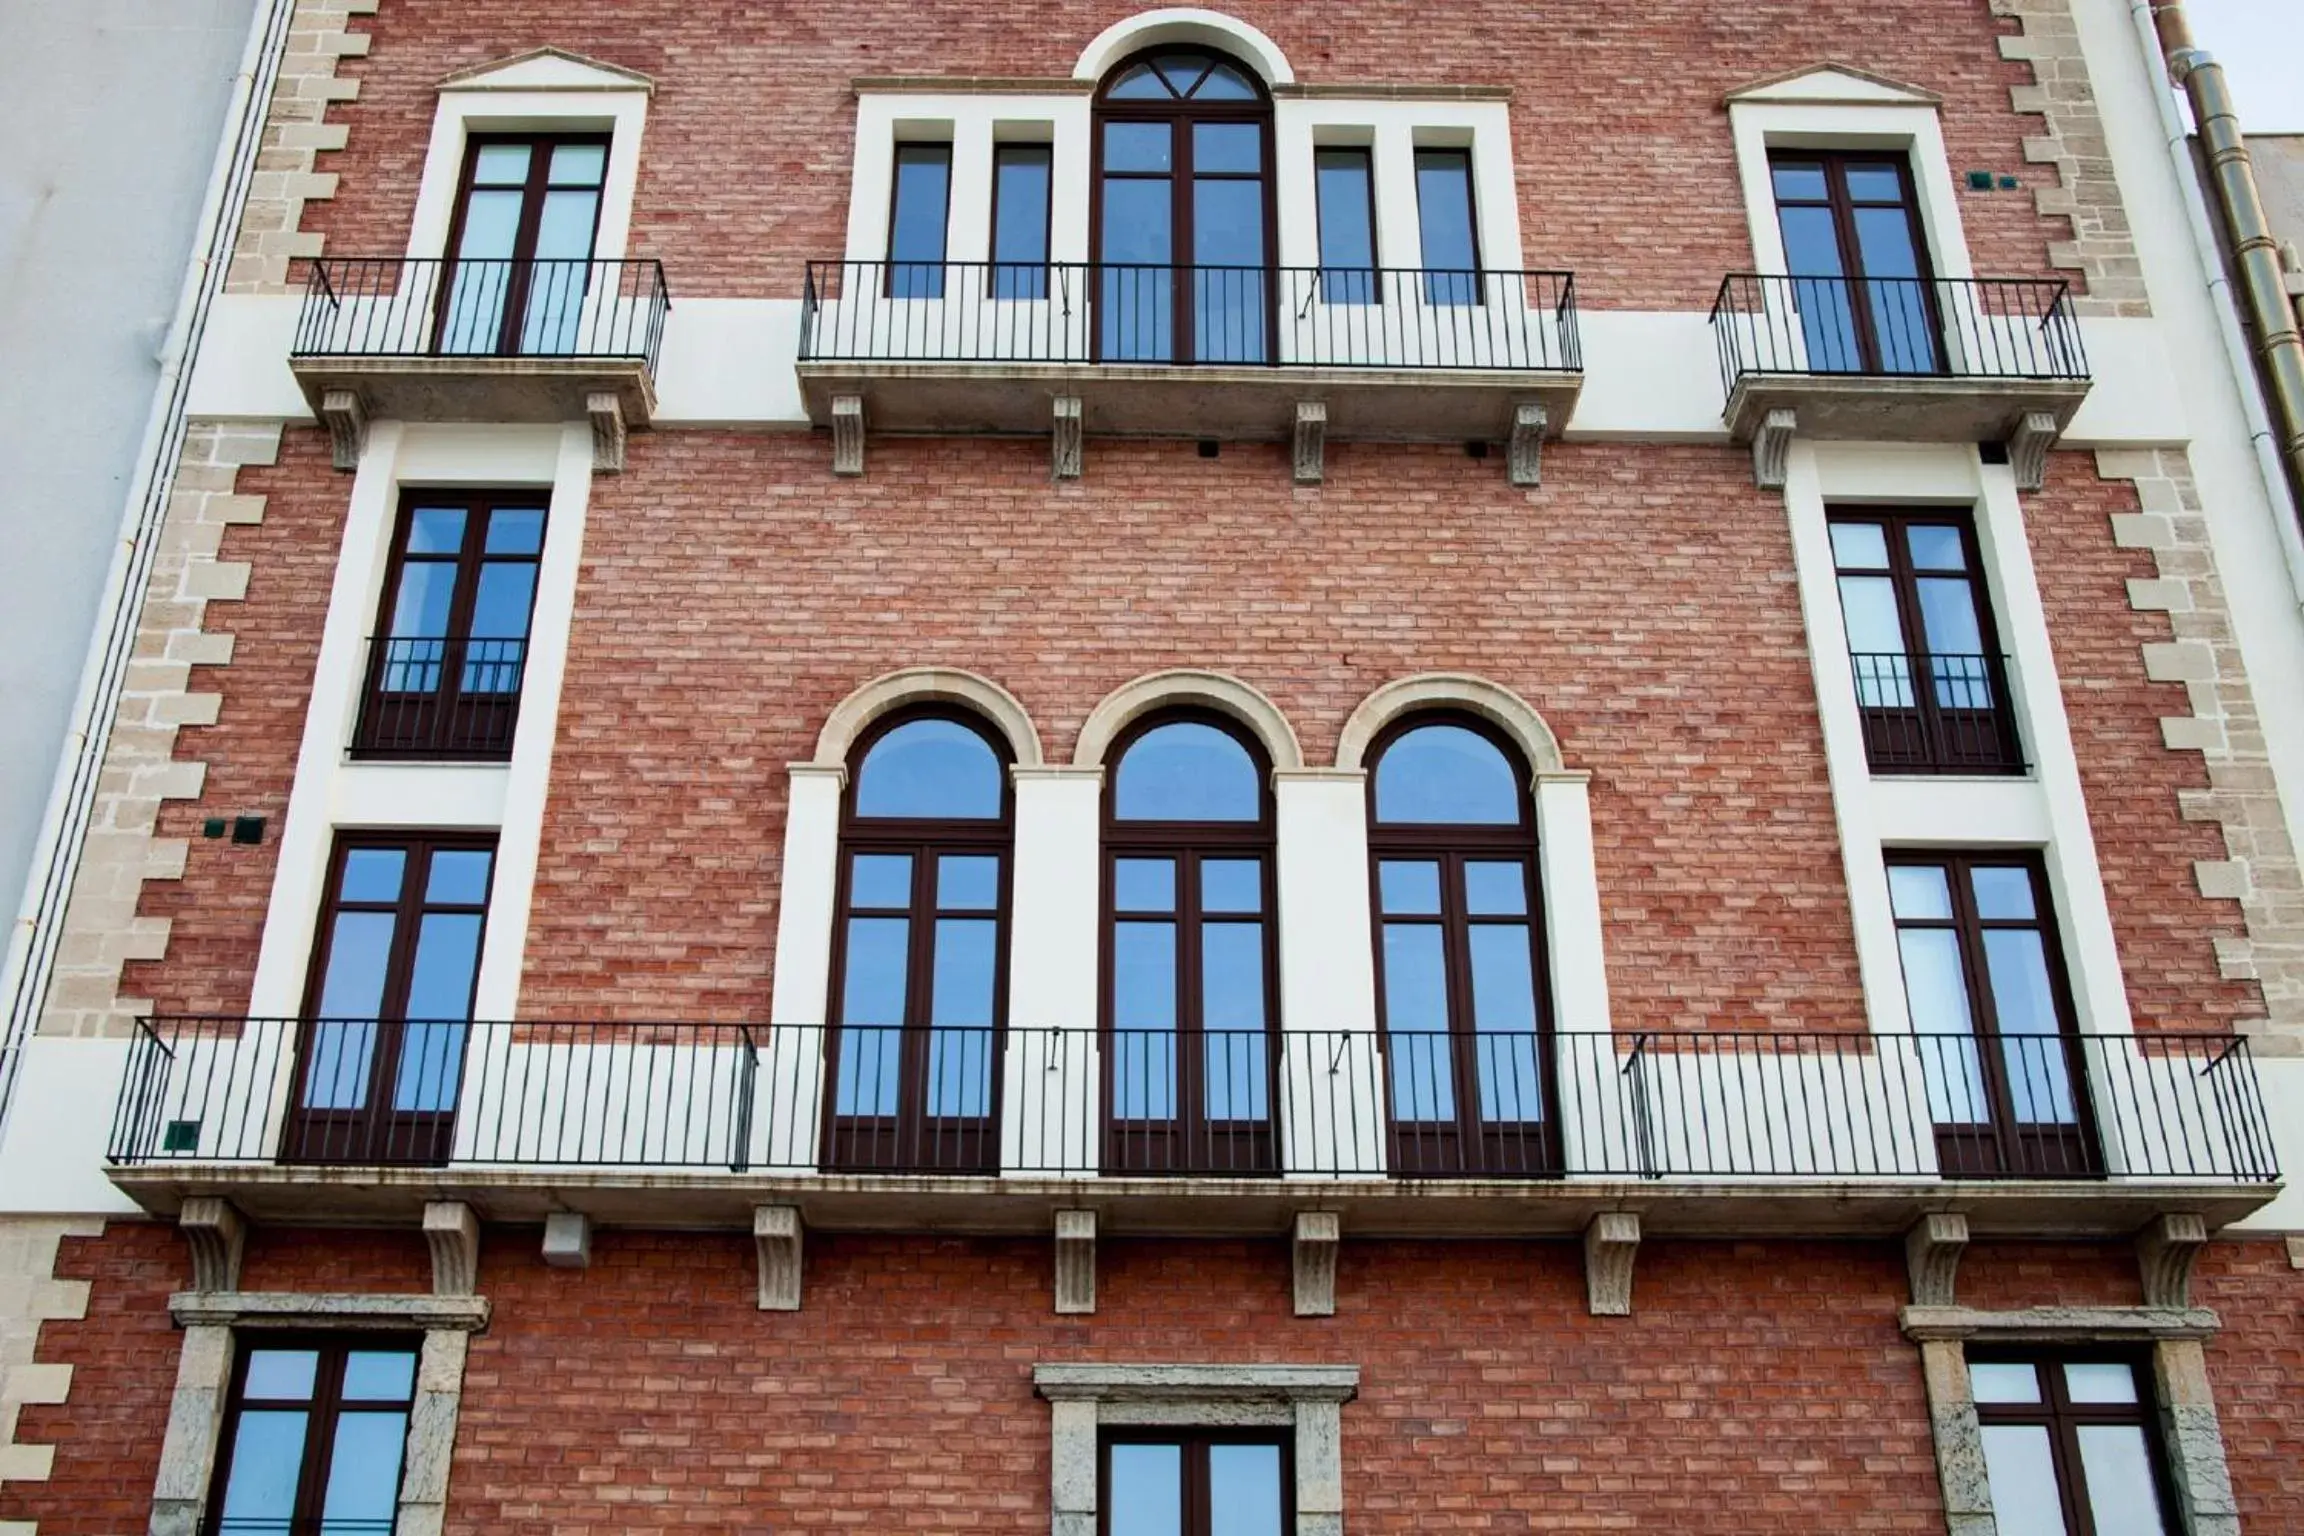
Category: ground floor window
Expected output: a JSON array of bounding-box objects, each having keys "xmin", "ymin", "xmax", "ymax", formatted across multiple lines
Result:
[
  {"xmin": 208, "ymin": 1335, "xmax": 420, "ymax": 1535},
  {"xmin": 1972, "ymin": 1355, "xmax": 2174, "ymax": 1536},
  {"xmin": 1104, "ymin": 1430, "xmax": 1290, "ymax": 1536}
]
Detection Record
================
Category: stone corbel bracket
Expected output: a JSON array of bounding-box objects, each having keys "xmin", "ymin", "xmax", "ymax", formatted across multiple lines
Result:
[
  {"xmin": 755, "ymin": 1205, "xmax": 803, "ymax": 1311},
  {"xmin": 1905, "ymin": 1212, "xmax": 1971, "ymax": 1308},
  {"xmin": 422, "ymin": 1201, "xmax": 480, "ymax": 1298},
  {"xmin": 587, "ymin": 391, "xmax": 627, "ymax": 473},
  {"xmin": 1055, "ymin": 1209, "xmax": 1097, "ymax": 1316},
  {"xmin": 2137, "ymin": 1212, "xmax": 2209, "ymax": 1309},
  {"xmin": 1508, "ymin": 403, "xmax": 1547, "ymax": 488},
  {"xmin": 543, "ymin": 1212, "xmax": 592, "ymax": 1269},
  {"xmin": 180, "ymin": 1197, "xmax": 246, "ymax": 1294},
  {"xmin": 1583, "ymin": 1211, "xmax": 1640, "ymax": 1316},
  {"xmin": 1053, "ymin": 394, "xmax": 1084, "ymax": 480},
  {"xmin": 831, "ymin": 393, "xmax": 866, "ymax": 476},
  {"xmin": 1293, "ymin": 1212, "xmax": 1340, "ymax": 1317},
  {"xmin": 1751, "ymin": 407, "xmax": 1796, "ymax": 490},
  {"xmin": 1293, "ymin": 401, "xmax": 1327, "ymax": 485},
  {"xmin": 2008, "ymin": 409, "xmax": 2059, "ymax": 492},
  {"xmin": 320, "ymin": 387, "xmax": 369, "ymax": 472}
]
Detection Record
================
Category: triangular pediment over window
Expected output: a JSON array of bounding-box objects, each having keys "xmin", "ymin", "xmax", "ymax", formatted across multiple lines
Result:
[
  {"xmin": 1723, "ymin": 63, "xmax": 1941, "ymax": 109},
  {"xmin": 437, "ymin": 46, "xmax": 654, "ymax": 95}
]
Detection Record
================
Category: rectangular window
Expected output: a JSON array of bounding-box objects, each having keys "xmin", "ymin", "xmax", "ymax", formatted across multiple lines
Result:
[
  {"xmin": 1315, "ymin": 146, "xmax": 1377, "ymax": 304},
  {"xmin": 1886, "ymin": 852, "xmax": 2098, "ymax": 1178},
  {"xmin": 1102, "ymin": 1430, "xmax": 1290, "ymax": 1536},
  {"xmin": 1828, "ymin": 509, "xmax": 2021, "ymax": 775},
  {"xmin": 991, "ymin": 143, "xmax": 1052, "ymax": 300},
  {"xmin": 1769, "ymin": 150, "xmax": 1939, "ymax": 375},
  {"xmin": 290, "ymin": 834, "xmax": 497, "ymax": 1164},
  {"xmin": 355, "ymin": 491, "xmax": 546, "ymax": 761},
  {"xmin": 208, "ymin": 1337, "xmax": 420, "ymax": 1536},
  {"xmin": 888, "ymin": 142, "xmax": 953, "ymax": 299},
  {"xmin": 1972, "ymin": 1356, "xmax": 2176, "ymax": 1536},
  {"xmin": 439, "ymin": 133, "xmax": 609, "ymax": 356},
  {"xmin": 1415, "ymin": 147, "xmax": 1479, "ymax": 305}
]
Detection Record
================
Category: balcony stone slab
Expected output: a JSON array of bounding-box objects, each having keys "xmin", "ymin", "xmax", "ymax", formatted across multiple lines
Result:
[
  {"xmin": 1723, "ymin": 372, "xmax": 2093, "ymax": 449},
  {"xmin": 288, "ymin": 354, "xmax": 658, "ymax": 432}
]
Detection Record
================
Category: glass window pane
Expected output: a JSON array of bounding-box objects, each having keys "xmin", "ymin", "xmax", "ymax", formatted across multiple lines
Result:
[
  {"xmin": 454, "ymin": 187, "xmax": 524, "ymax": 267},
  {"xmin": 1192, "ymin": 176, "xmax": 1265, "ymax": 266},
  {"xmin": 1151, "ymin": 54, "xmax": 1211, "ymax": 95},
  {"xmin": 403, "ymin": 912, "xmax": 482, "ymax": 1020},
  {"xmin": 1379, "ymin": 860, "xmax": 1441, "ymax": 916},
  {"xmin": 321, "ymin": 1409, "xmax": 409, "ymax": 1524},
  {"xmin": 1900, "ymin": 928, "xmax": 1986, "ymax": 1123},
  {"xmin": 1906, "ymin": 524, "xmax": 1968, "ymax": 572},
  {"xmin": 1104, "ymin": 121, "xmax": 1174, "ymax": 174},
  {"xmin": 469, "ymin": 563, "xmax": 538, "ymax": 641},
  {"xmin": 1114, "ymin": 722, "xmax": 1261, "ymax": 821},
  {"xmin": 472, "ymin": 143, "xmax": 532, "ymax": 186},
  {"xmin": 889, "ymin": 145, "xmax": 952, "ymax": 266},
  {"xmin": 1845, "ymin": 164, "xmax": 1906, "ymax": 204},
  {"xmin": 405, "ymin": 507, "xmax": 468, "ymax": 556},
  {"xmin": 855, "ymin": 719, "xmax": 1005, "ymax": 820},
  {"xmin": 482, "ymin": 507, "xmax": 545, "ymax": 556},
  {"xmin": 1829, "ymin": 521, "xmax": 1890, "ymax": 570},
  {"xmin": 1888, "ymin": 865, "xmax": 1955, "ymax": 921},
  {"xmin": 937, "ymin": 855, "xmax": 1000, "ymax": 912},
  {"xmin": 930, "ymin": 918, "xmax": 997, "ymax": 1029},
  {"xmin": 338, "ymin": 848, "xmax": 407, "ymax": 904},
  {"xmin": 302, "ymin": 1018, "xmax": 378, "ymax": 1110},
  {"xmin": 549, "ymin": 142, "xmax": 607, "ymax": 186},
  {"xmin": 1416, "ymin": 149, "xmax": 1478, "ymax": 300},
  {"xmin": 2064, "ymin": 1363, "xmax": 2140, "ymax": 1405},
  {"xmin": 1981, "ymin": 1423, "xmax": 2073, "ymax": 1536},
  {"xmin": 424, "ymin": 849, "xmax": 493, "ymax": 905},
  {"xmin": 1104, "ymin": 63, "xmax": 1170, "ymax": 100},
  {"xmin": 1114, "ymin": 921, "xmax": 1178, "ymax": 1030},
  {"xmin": 1316, "ymin": 148, "xmax": 1376, "ymax": 300},
  {"xmin": 342, "ymin": 1350, "xmax": 416, "ymax": 1402},
  {"xmin": 1209, "ymin": 1443, "xmax": 1285, "ymax": 1536},
  {"xmin": 1374, "ymin": 724, "xmax": 1521, "ymax": 825},
  {"xmin": 1202, "ymin": 921, "xmax": 1267, "ymax": 1031},
  {"xmin": 1194, "ymin": 121, "xmax": 1262, "ymax": 174},
  {"xmin": 216, "ymin": 1409, "xmax": 310, "ymax": 1524},
  {"xmin": 316, "ymin": 911, "xmax": 396, "ymax": 1020},
  {"xmin": 244, "ymin": 1349, "xmax": 320, "ymax": 1401},
  {"xmin": 1771, "ymin": 162, "xmax": 1828, "ymax": 201},
  {"xmin": 838, "ymin": 917, "xmax": 911, "ymax": 1025},
  {"xmin": 1383, "ymin": 925, "xmax": 1453, "ymax": 1121},
  {"xmin": 1983, "ymin": 930, "xmax": 2077, "ymax": 1123},
  {"xmin": 531, "ymin": 187, "xmax": 599, "ymax": 261},
  {"xmin": 1114, "ymin": 858, "xmax": 1177, "ymax": 913},
  {"xmin": 1469, "ymin": 925, "xmax": 1542, "ymax": 1121},
  {"xmin": 2076, "ymin": 1424, "xmax": 2171, "ymax": 1536},
  {"xmin": 1201, "ymin": 859, "xmax": 1262, "ymax": 914},
  {"xmin": 1464, "ymin": 862, "xmax": 1529, "ymax": 917},
  {"xmin": 1972, "ymin": 866, "xmax": 2038, "ymax": 921},
  {"xmin": 1192, "ymin": 61, "xmax": 1259, "ymax": 101},
  {"xmin": 389, "ymin": 561, "xmax": 460, "ymax": 640},
  {"xmin": 1837, "ymin": 574, "xmax": 1908, "ymax": 657},
  {"xmin": 849, "ymin": 853, "xmax": 914, "ymax": 910},
  {"xmin": 395, "ymin": 1020, "xmax": 468, "ymax": 1114},
  {"xmin": 1970, "ymin": 1362, "xmax": 2042, "ymax": 1403},
  {"xmin": 1779, "ymin": 203, "xmax": 1848, "ymax": 278},
  {"xmin": 992, "ymin": 146, "xmax": 1052, "ymax": 297},
  {"xmin": 1916, "ymin": 576, "xmax": 1986, "ymax": 657},
  {"xmin": 1109, "ymin": 1443, "xmax": 1184, "ymax": 1536}
]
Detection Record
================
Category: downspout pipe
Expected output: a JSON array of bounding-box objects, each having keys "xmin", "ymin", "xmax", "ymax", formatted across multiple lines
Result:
[{"xmin": 2152, "ymin": 0, "xmax": 2304, "ymax": 534}]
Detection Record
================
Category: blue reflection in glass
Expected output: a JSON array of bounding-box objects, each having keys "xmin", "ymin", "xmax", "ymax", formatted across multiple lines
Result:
[
  {"xmin": 1209, "ymin": 1443, "xmax": 1284, "ymax": 1536},
  {"xmin": 992, "ymin": 146, "xmax": 1052, "ymax": 299},
  {"xmin": 1201, "ymin": 921, "xmax": 1267, "ymax": 1121},
  {"xmin": 928, "ymin": 918, "xmax": 996, "ymax": 1117},
  {"xmin": 1113, "ymin": 921, "xmax": 1177, "ymax": 1118},
  {"xmin": 216, "ymin": 1408, "xmax": 309, "ymax": 1526},
  {"xmin": 1416, "ymin": 149, "xmax": 1478, "ymax": 304},
  {"xmin": 1114, "ymin": 722, "xmax": 1260, "ymax": 821},
  {"xmin": 425, "ymin": 849, "xmax": 492, "ymax": 905},
  {"xmin": 245, "ymin": 1350, "xmax": 319, "ymax": 1400},
  {"xmin": 1375, "ymin": 724, "xmax": 1521, "ymax": 825},
  {"xmin": 1102, "ymin": 173, "xmax": 1175, "ymax": 362},
  {"xmin": 342, "ymin": 1351, "xmax": 415, "ymax": 1402},
  {"xmin": 1109, "ymin": 1443, "xmax": 1183, "ymax": 1536},
  {"xmin": 1316, "ymin": 148, "xmax": 1376, "ymax": 305},
  {"xmin": 1463, "ymin": 861, "xmax": 1528, "ymax": 917},
  {"xmin": 849, "ymin": 853, "xmax": 915, "ymax": 910},
  {"xmin": 1468, "ymin": 925, "xmax": 1541, "ymax": 1121},
  {"xmin": 836, "ymin": 916, "xmax": 909, "ymax": 1115},
  {"xmin": 339, "ymin": 849, "xmax": 407, "ymax": 904},
  {"xmin": 1383, "ymin": 924, "xmax": 1452, "ymax": 1121},
  {"xmin": 1379, "ymin": 860, "xmax": 1442, "ymax": 916},
  {"xmin": 1191, "ymin": 178, "xmax": 1267, "ymax": 362},
  {"xmin": 937, "ymin": 855, "xmax": 1000, "ymax": 912},
  {"xmin": 322, "ymin": 1410, "xmax": 409, "ymax": 1526},
  {"xmin": 855, "ymin": 719, "xmax": 1004, "ymax": 820},
  {"xmin": 1200, "ymin": 859, "xmax": 1261, "ymax": 914},
  {"xmin": 889, "ymin": 145, "xmax": 951, "ymax": 299},
  {"xmin": 1983, "ymin": 929, "xmax": 2076, "ymax": 1123},
  {"xmin": 1115, "ymin": 858, "xmax": 1177, "ymax": 913}
]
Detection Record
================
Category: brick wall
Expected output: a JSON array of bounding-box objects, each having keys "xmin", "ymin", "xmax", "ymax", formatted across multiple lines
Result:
[{"xmin": 300, "ymin": 0, "xmax": 2071, "ymax": 310}]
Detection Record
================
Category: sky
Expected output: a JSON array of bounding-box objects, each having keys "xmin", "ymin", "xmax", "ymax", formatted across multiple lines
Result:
[{"xmin": 2185, "ymin": 0, "xmax": 2304, "ymax": 132}]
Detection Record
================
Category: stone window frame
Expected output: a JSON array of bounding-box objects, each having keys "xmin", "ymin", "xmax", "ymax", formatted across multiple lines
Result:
[
  {"xmin": 151, "ymin": 1292, "xmax": 486, "ymax": 1536},
  {"xmin": 1034, "ymin": 1363, "xmax": 1357, "ymax": 1536}
]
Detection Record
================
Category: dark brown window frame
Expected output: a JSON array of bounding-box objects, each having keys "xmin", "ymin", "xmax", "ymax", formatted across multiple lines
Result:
[
  {"xmin": 1097, "ymin": 1426, "xmax": 1295, "ymax": 1536},
  {"xmin": 885, "ymin": 140, "xmax": 957, "ymax": 299},
  {"xmin": 821, "ymin": 707, "xmax": 1016, "ymax": 1174},
  {"xmin": 1411, "ymin": 145, "xmax": 1483, "ymax": 305},
  {"xmin": 202, "ymin": 1332, "xmax": 422, "ymax": 1536},
  {"xmin": 1313, "ymin": 144, "xmax": 1380, "ymax": 305},
  {"xmin": 436, "ymin": 131, "xmax": 612, "ymax": 357},
  {"xmin": 1828, "ymin": 506, "xmax": 2024, "ymax": 776},
  {"xmin": 1884, "ymin": 849, "xmax": 2102, "ymax": 1178},
  {"xmin": 354, "ymin": 488, "xmax": 547, "ymax": 762},
  {"xmin": 287, "ymin": 831, "xmax": 498, "ymax": 1165},
  {"xmin": 1766, "ymin": 148, "xmax": 1944, "ymax": 375},
  {"xmin": 1100, "ymin": 708, "xmax": 1282, "ymax": 1175},
  {"xmin": 989, "ymin": 141, "xmax": 1055, "ymax": 301},
  {"xmin": 1969, "ymin": 1351, "xmax": 2180, "ymax": 1536},
  {"xmin": 1366, "ymin": 712, "xmax": 1559, "ymax": 1177},
  {"xmin": 1090, "ymin": 45, "xmax": 1279, "ymax": 364}
]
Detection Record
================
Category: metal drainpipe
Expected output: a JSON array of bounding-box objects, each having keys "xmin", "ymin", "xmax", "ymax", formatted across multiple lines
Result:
[{"xmin": 2153, "ymin": 0, "xmax": 2304, "ymax": 529}]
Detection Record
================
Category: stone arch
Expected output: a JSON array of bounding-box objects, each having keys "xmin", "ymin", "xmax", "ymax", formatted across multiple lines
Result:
[
  {"xmin": 1073, "ymin": 8, "xmax": 1295, "ymax": 88},
  {"xmin": 1335, "ymin": 674, "xmax": 1567, "ymax": 777},
  {"xmin": 1071, "ymin": 669, "xmax": 1304, "ymax": 772},
  {"xmin": 811, "ymin": 668, "xmax": 1044, "ymax": 770}
]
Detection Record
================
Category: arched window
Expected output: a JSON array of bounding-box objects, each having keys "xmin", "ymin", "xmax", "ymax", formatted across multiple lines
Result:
[
  {"xmin": 1368, "ymin": 716, "xmax": 1556, "ymax": 1176},
  {"xmin": 825, "ymin": 710, "xmax": 1011, "ymax": 1173},
  {"xmin": 1094, "ymin": 46, "xmax": 1274, "ymax": 365},
  {"xmin": 1104, "ymin": 712, "xmax": 1277, "ymax": 1173}
]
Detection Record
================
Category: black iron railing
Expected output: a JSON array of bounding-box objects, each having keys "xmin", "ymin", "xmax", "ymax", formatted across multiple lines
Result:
[
  {"xmin": 293, "ymin": 257, "xmax": 671, "ymax": 370},
  {"xmin": 1849, "ymin": 651, "xmax": 2026, "ymax": 775},
  {"xmin": 350, "ymin": 635, "xmax": 528, "ymax": 761},
  {"xmin": 1710, "ymin": 274, "xmax": 2087, "ymax": 392},
  {"xmin": 799, "ymin": 261, "xmax": 1580, "ymax": 372},
  {"xmin": 111, "ymin": 1021, "xmax": 2275, "ymax": 1184}
]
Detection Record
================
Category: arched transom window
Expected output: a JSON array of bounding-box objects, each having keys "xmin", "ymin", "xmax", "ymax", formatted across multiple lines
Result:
[
  {"xmin": 1103, "ymin": 712, "xmax": 1278, "ymax": 1174},
  {"xmin": 1368, "ymin": 716, "xmax": 1556, "ymax": 1176},
  {"xmin": 826, "ymin": 711, "xmax": 1012, "ymax": 1173}
]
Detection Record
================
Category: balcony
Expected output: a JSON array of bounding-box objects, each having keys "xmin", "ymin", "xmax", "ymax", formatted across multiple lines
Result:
[
  {"xmin": 349, "ymin": 636, "xmax": 529, "ymax": 762},
  {"xmin": 108, "ymin": 1021, "xmax": 2277, "ymax": 1238},
  {"xmin": 1850, "ymin": 652, "xmax": 2026, "ymax": 776},
  {"xmin": 289, "ymin": 257, "xmax": 670, "ymax": 467},
  {"xmin": 796, "ymin": 261, "xmax": 1583, "ymax": 480},
  {"xmin": 1710, "ymin": 275, "xmax": 2091, "ymax": 487}
]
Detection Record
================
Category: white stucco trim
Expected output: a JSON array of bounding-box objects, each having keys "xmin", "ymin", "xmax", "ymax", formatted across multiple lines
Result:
[
  {"xmin": 1071, "ymin": 10, "xmax": 1295, "ymax": 87},
  {"xmin": 1072, "ymin": 670, "xmax": 1303, "ymax": 772},
  {"xmin": 1272, "ymin": 771, "xmax": 1384, "ymax": 1176},
  {"xmin": 1006, "ymin": 767, "xmax": 1104, "ymax": 1173},
  {"xmin": 1784, "ymin": 440, "xmax": 2135, "ymax": 1044},
  {"xmin": 405, "ymin": 69, "xmax": 651, "ymax": 263},
  {"xmin": 1334, "ymin": 673, "xmax": 1564, "ymax": 774},
  {"xmin": 1726, "ymin": 96, "xmax": 1973, "ymax": 283},
  {"xmin": 811, "ymin": 667, "xmax": 1045, "ymax": 768}
]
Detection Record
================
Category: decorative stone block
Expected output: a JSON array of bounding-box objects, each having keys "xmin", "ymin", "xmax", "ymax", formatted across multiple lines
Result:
[
  {"xmin": 1292, "ymin": 401, "xmax": 1327, "ymax": 485},
  {"xmin": 587, "ymin": 391, "xmax": 626, "ymax": 473},
  {"xmin": 422, "ymin": 1202, "xmax": 480, "ymax": 1298},
  {"xmin": 1751, "ymin": 407, "xmax": 1795, "ymax": 489},
  {"xmin": 754, "ymin": 1205, "xmax": 802, "ymax": 1311},
  {"xmin": 542, "ymin": 1212, "xmax": 591, "ymax": 1269},
  {"xmin": 831, "ymin": 394, "xmax": 866, "ymax": 476},
  {"xmin": 1055, "ymin": 1208, "xmax": 1097, "ymax": 1316},
  {"xmin": 179, "ymin": 1198, "xmax": 245, "ymax": 1294},
  {"xmin": 319, "ymin": 388, "xmax": 369, "ymax": 472},
  {"xmin": 1508, "ymin": 402, "xmax": 1546, "ymax": 488},
  {"xmin": 1053, "ymin": 395, "xmax": 1084, "ymax": 480},
  {"xmin": 2008, "ymin": 409, "xmax": 2059, "ymax": 492},
  {"xmin": 1905, "ymin": 1212, "xmax": 1970, "ymax": 1308},
  {"xmin": 1292, "ymin": 1211, "xmax": 1340, "ymax": 1317},
  {"xmin": 1583, "ymin": 1211, "xmax": 1640, "ymax": 1316},
  {"xmin": 2136, "ymin": 1212, "xmax": 2209, "ymax": 1308}
]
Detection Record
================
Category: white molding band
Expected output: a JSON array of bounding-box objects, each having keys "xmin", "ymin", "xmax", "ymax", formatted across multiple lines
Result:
[
  {"xmin": 1071, "ymin": 9, "xmax": 1295, "ymax": 86},
  {"xmin": 1071, "ymin": 669, "xmax": 1304, "ymax": 772},
  {"xmin": 1333, "ymin": 672, "xmax": 1565, "ymax": 775},
  {"xmin": 811, "ymin": 666, "xmax": 1045, "ymax": 768}
]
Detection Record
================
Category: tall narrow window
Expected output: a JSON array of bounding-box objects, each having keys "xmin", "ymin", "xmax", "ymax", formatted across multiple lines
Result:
[
  {"xmin": 207, "ymin": 1339, "xmax": 421, "ymax": 1536},
  {"xmin": 1830, "ymin": 509, "xmax": 2021, "ymax": 775},
  {"xmin": 1094, "ymin": 48, "xmax": 1274, "ymax": 364},
  {"xmin": 824, "ymin": 712, "xmax": 1011, "ymax": 1173},
  {"xmin": 1315, "ymin": 146, "xmax": 1377, "ymax": 304},
  {"xmin": 1104, "ymin": 714, "xmax": 1278, "ymax": 1174},
  {"xmin": 438, "ymin": 134, "xmax": 608, "ymax": 356},
  {"xmin": 354, "ymin": 492, "xmax": 545, "ymax": 761},
  {"xmin": 1415, "ymin": 147, "xmax": 1479, "ymax": 305},
  {"xmin": 991, "ymin": 143, "xmax": 1052, "ymax": 300},
  {"xmin": 888, "ymin": 142, "xmax": 953, "ymax": 299},
  {"xmin": 1770, "ymin": 151, "xmax": 1939, "ymax": 374},
  {"xmin": 1972, "ymin": 1358, "xmax": 2177, "ymax": 1536},
  {"xmin": 1887, "ymin": 852, "xmax": 2098, "ymax": 1178},
  {"xmin": 1368, "ymin": 717, "xmax": 1554, "ymax": 1176},
  {"xmin": 291, "ymin": 835, "xmax": 495, "ymax": 1165},
  {"xmin": 1103, "ymin": 1430, "xmax": 1290, "ymax": 1536}
]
